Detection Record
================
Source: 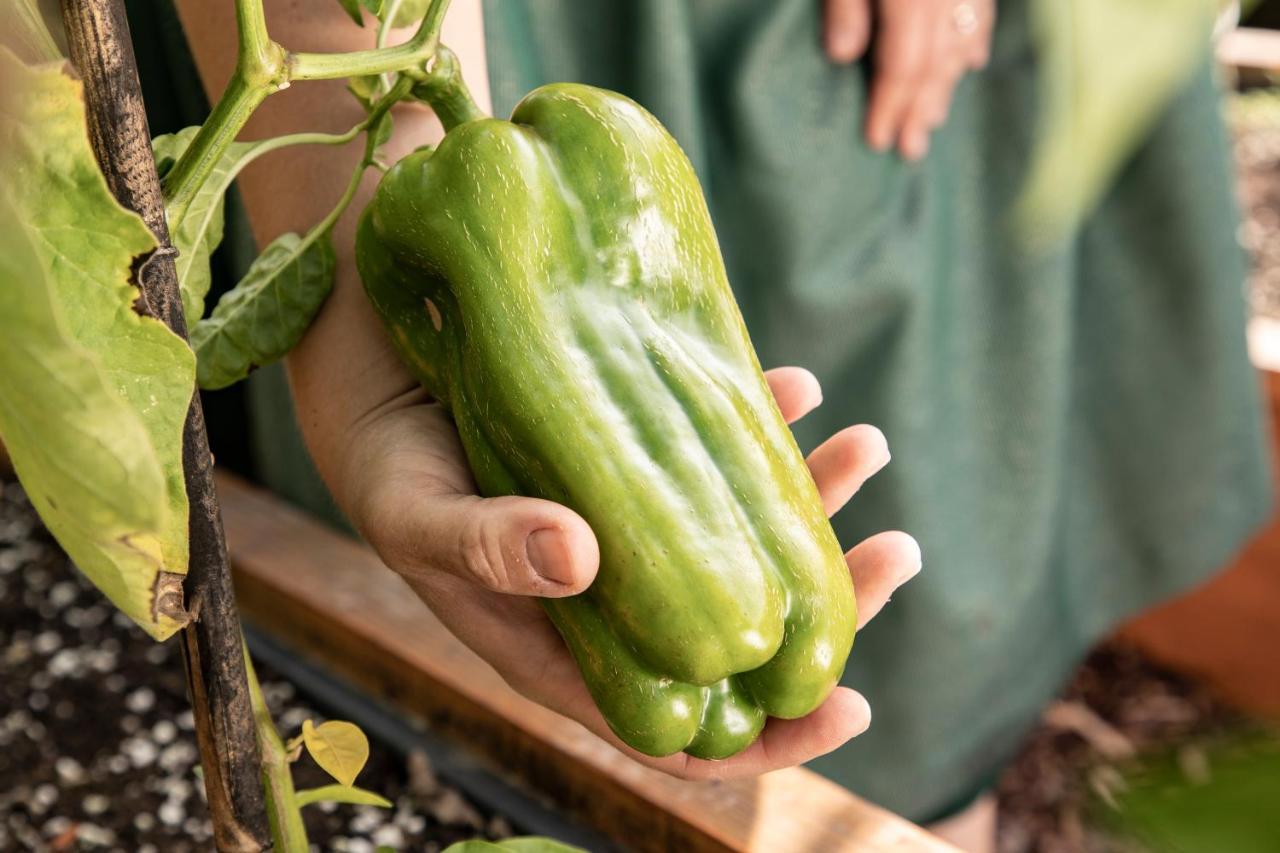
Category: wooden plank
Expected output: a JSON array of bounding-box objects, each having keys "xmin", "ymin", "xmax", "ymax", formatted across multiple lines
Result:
[
  {"xmin": 1118, "ymin": 370, "xmax": 1280, "ymax": 717},
  {"xmin": 217, "ymin": 471, "xmax": 956, "ymax": 852}
]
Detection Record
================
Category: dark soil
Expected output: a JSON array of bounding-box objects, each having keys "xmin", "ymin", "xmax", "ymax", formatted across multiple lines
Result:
[{"xmin": 0, "ymin": 478, "xmax": 512, "ymax": 852}]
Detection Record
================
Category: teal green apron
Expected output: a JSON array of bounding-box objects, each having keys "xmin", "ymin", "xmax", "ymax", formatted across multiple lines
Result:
[{"xmin": 131, "ymin": 0, "xmax": 1272, "ymax": 822}]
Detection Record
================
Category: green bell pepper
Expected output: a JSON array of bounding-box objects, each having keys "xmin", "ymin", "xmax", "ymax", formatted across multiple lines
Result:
[{"xmin": 355, "ymin": 49, "xmax": 856, "ymax": 759}]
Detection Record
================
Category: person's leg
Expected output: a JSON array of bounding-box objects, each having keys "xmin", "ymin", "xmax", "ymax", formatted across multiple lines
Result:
[{"xmin": 925, "ymin": 792, "xmax": 997, "ymax": 853}]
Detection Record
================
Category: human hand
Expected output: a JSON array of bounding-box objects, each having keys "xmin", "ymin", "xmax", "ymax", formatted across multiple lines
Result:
[
  {"xmin": 338, "ymin": 366, "xmax": 921, "ymax": 780},
  {"xmin": 824, "ymin": 0, "xmax": 996, "ymax": 160}
]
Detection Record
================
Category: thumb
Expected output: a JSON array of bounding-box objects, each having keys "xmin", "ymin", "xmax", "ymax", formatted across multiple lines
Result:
[
  {"xmin": 825, "ymin": 0, "xmax": 872, "ymax": 64},
  {"xmin": 402, "ymin": 493, "xmax": 600, "ymax": 597}
]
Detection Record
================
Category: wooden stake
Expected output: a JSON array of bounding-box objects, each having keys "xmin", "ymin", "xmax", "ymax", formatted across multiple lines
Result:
[{"xmin": 59, "ymin": 2, "xmax": 269, "ymax": 849}]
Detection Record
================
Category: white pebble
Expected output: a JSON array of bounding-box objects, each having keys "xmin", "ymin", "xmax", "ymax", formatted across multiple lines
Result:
[
  {"xmin": 3, "ymin": 641, "xmax": 31, "ymax": 666},
  {"xmin": 133, "ymin": 813, "xmax": 155, "ymax": 832},
  {"xmin": 175, "ymin": 710, "xmax": 194, "ymax": 730},
  {"xmin": 55, "ymin": 756, "xmax": 85, "ymax": 784},
  {"xmin": 87, "ymin": 649, "xmax": 117, "ymax": 673},
  {"xmin": 103, "ymin": 674, "xmax": 126, "ymax": 693},
  {"xmin": 349, "ymin": 806, "xmax": 383, "ymax": 834},
  {"xmin": 158, "ymin": 798, "xmax": 184, "ymax": 826},
  {"xmin": 152, "ymin": 720, "xmax": 177, "ymax": 744},
  {"xmin": 158, "ymin": 741, "xmax": 197, "ymax": 772},
  {"xmin": 82, "ymin": 794, "xmax": 109, "ymax": 815},
  {"xmin": 123, "ymin": 737, "xmax": 158, "ymax": 768},
  {"xmin": 154, "ymin": 776, "xmax": 191, "ymax": 801},
  {"xmin": 75, "ymin": 823, "xmax": 115, "ymax": 846},
  {"xmin": 372, "ymin": 825, "xmax": 404, "ymax": 848},
  {"xmin": 125, "ymin": 688, "xmax": 155, "ymax": 714},
  {"xmin": 46, "ymin": 648, "xmax": 82, "ymax": 678},
  {"xmin": 33, "ymin": 784, "xmax": 58, "ymax": 808},
  {"xmin": 48, "ymin": 582, "xmax": 78, "ymax": 608},
  {"xmin": 106, "ymin": 755, "xmax": 129, "ymax": 774},
  {"xmin": 138, "ymin": 844, "xmax": 158, "ymax": 853},
  {"xmin": 144, "ymin": 645, "xmax": 167, "ymax": 665},
  {"xmin": 42, "ymin": 816, "xmax": 72, "ymax": 836},
  {"xmin": 28, "ymin": 692, "xmax": 48, "ymax": 712},
  {"xmin": 32, "ymin": 631, "xmax": 62, "ymax": 655},
  {"xmin": 120, "ymin": 715, "xmax": 141, "ymax": 734}
]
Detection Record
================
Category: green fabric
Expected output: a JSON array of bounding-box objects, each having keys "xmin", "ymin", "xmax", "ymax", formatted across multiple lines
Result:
[
  {"xmin": 478, "ymin": 0, "xmax": 1272, "ymax": 821},
  {"xmin": 130, "ymin": 0, "xmax": 1272, "ymax": 823}
]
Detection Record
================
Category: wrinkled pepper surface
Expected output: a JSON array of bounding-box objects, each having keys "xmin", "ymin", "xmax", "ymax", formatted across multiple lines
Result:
[{"xmin": 355, "ymin": 50, "xmax": 856, "ymax": 759}]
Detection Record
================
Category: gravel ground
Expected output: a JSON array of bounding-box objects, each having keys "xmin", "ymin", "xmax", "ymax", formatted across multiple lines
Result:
[{"xmin": 0, "ymin": 479, "xmax": 513, "ymax": 852}]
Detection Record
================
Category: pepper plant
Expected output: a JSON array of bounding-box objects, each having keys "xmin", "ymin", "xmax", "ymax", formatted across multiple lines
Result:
[{"xmin": 2, "ymin": 0, "xmax": 577, "ymax": 848}]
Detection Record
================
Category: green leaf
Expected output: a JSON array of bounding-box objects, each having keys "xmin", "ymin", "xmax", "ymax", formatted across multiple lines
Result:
[
  {"xmin": 0, "ymin": 49, "xmax": 194, "ymax": 640},
  {"xmin": 190, "ymin": 227, "xmax": 336, "ymax": 390},
  {"xmin": 336, "ymin": 0, "xmax": 366, "ymax": 26},
  {"xmin": 1019, "ymin": 0, "xmax": 1218, "ymax": 241},
  {"xmin": 442, "ymin": 840, "xmax": 586, "ymax": 853},
  {"xmin": 301, "ymin": 719, "xmax": 369, "ymax": 787},
  {"xmin": 152, "ymin": 127, "xmax": 259, "ymax": 322},
  {"xmin": 294, "ymin": 783, "xmax": 392, "ymax": 809},
  {"xmin": 360, "ymin": 0, "xmax": 431, "ymax": 28},
  {"xmin": 347, "ymin": 74, "xmax": 381, "ymax": 111}
]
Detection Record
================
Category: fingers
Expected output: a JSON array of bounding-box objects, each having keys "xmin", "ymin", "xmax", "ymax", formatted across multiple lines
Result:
[
  {"xmin": 824, "ymin": 0, "xmax": 872, "ymax": 63},
  {"xmin": 765, "ymin": 366, "xmax": 823, "ymax": 425},
  {"xmin": 807, "ymin": 424, "xmax": 890, "ymax": 516},
  {"xmin": 390, "ymin": 493, "xmax": 600, "ymax": 598},
  {"xmin": 845, "ymin": 529, "xmax": 922, "ymax": 628},
  {"xmin": 669, "ymin": 688, "xmax": 872, "ymax": 780}
]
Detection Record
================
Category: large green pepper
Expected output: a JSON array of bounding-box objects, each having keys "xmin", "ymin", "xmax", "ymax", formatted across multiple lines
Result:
[{"xmin": 355, "ymin": 50, "xmax": 856, "ymax": 759}]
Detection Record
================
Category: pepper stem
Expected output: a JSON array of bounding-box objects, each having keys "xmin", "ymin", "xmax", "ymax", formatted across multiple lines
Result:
[{"xmin": 412, "ymin": 45, "xmax": 486, "ymax": 131}]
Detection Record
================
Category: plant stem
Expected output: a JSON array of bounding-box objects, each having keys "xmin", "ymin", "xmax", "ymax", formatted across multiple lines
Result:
[
  {"xmin": 314, "ymin": 75, "xmax": 415, "ymax": 236},
  {"xmin": 377, "ymin": 0, "xmax": 404, "ymax": 49},
  {"xmin": 290, "ymin": 0, "xmax": 451, "ymax": 80},
  {"xmin": 163, "ymin": 73, "xmax": 272, "ymax": 219},
  {"xmin": 244, "ymin": 647, "xmax": 309, "ymax": 853},
  {"xmin": 411, "ymin": 44, "xmax": 484, "ymax": 131}
]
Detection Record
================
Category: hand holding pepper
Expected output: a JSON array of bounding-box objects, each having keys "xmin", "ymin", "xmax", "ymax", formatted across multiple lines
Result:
[{"xmin": 337, "ymin": 366, "xmax": 921, "ymax": 779}]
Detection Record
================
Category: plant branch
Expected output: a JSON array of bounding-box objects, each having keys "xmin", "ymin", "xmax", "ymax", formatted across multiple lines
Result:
[
  {"xmin": 244, "ymin": 648, "xmax": 309, "ymax": 853},
  {"xmin": 163, "ymin": 73, "xmax": 272, "ymax": 220},
  {"xmin": 289, "ymin": 0, "xmax": 450, "ymax": 80}
]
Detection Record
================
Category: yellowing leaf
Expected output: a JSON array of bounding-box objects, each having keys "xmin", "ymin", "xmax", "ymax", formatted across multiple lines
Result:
[
  {"xmin": 0, "ymin": 48, "xmax": 194, "ymax": 639},
  {"xmin": 294, "ymin": 783, "xmax": 392, "ymax": 809},
  {"xmin": 301, "ymin": 719, "xmax": 370, "ymax": 787}
]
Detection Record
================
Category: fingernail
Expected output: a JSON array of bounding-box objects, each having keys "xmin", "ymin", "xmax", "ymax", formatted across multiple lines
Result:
[{"xmin": 527, "ymin": 529, "xmax": 574, "ymax": 585}]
